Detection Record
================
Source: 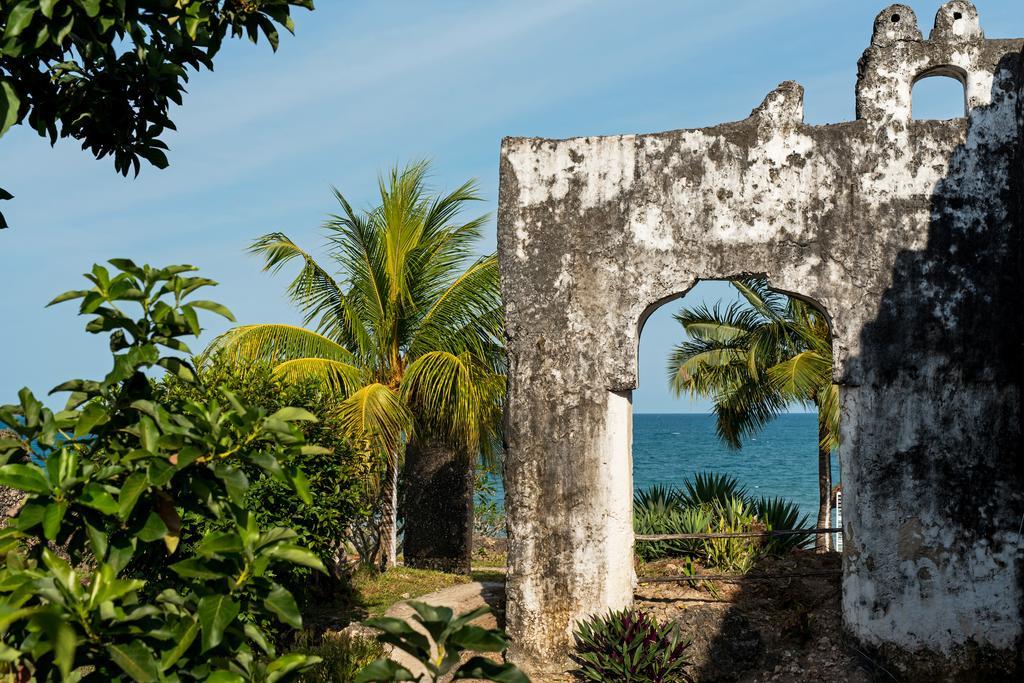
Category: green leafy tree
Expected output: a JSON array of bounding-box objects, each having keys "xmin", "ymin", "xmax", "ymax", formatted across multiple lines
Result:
[
  {"xmin": 0, "ymin": 260, "xmax": 326, "ymax": 680},
  {"xmin": 667, "ymin": 277, "xmax": 839, "ymax": 552},
  {"xmin": 208, "ymin": 161, "xmax": 505, "ymax": 573},
  {"xmin": 0, "ymin": 0, "xmax": 314, "ymax": 228}
]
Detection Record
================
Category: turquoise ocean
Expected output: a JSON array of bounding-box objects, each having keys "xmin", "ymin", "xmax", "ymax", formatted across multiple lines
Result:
[{"xmin": 489, "ymin": 412, "xmax": 840, "ymax": 522}]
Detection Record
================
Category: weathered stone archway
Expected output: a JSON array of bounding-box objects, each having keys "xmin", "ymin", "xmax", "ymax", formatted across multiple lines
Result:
[{"xmin": 497, "ymin": 2, "xmax": 1023, "ymax": 677}]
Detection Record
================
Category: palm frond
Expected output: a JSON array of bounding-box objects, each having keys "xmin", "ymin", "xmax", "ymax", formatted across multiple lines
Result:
[
  {"xmin": 408, "ymin": 254, "xmax": 503, "ymax": 358},
  {"xmin": 766, "ymin": 351, "xmax": 831, "ymax": 401},
  {"xmin": 335, "ymin": 383, "xmax": 414, "ymax": 462},
  {"xmin": 399, "ymin": 351, "xmax": 504, "ymax": 460},
  {"xmin": 273, "ymin": 358, "xmax": 365, "ymax": 396},
  {"xmin": 818, "ymin": 383, "xmax": 840, "ymax": 452},
  {"xmin": 712, "ymin": 377, "xmax": 790, "ymax": 449},
  {"xmin": 248, "ymin": 233, "xmax": 373, "ymax": 356},
  {"xmin": 668, "ymin": 337, "xmax": 748, "ymax": 395},
  {"xmin": 206, "ymin": 324, "xmax": 355, "ymax": 366},
  {"xmin": 731, "ymin": 277, "xmax": 789, "ymax": 322},
  {"xmin": 324, "ymin": 190, "xmax": 389, "ymax": 336},
  {"xmin": 673, "ymin": 301, "xmax": 760, "ymax": 342}
]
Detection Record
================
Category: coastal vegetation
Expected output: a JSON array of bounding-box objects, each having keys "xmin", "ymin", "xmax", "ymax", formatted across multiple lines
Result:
[
  {"xmin": 209, "ymin": 161, "xmax": 505, "ymax": 574},
  {"xmin": 633, "ymin": 473, "xmax": 811, "ymax": 571},
  {"xmin": 667, "ymin": 278, "xmax": 838, "ymax": 551},
  {"xmin": 0, "ymin": 0, "xmax": 314, "ymax": 228}
]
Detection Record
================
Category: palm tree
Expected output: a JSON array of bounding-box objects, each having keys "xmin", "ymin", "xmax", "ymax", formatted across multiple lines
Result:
[
  {"xmin": 208, "ymin": 161, "xmax": 505, "ymax": 571},
  {"xmin": 667, "ymin": 277, "xmax": 839, "ymax": 552}
]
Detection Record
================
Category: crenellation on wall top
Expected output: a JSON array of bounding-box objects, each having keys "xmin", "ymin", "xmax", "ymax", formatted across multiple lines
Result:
[
  {"xmin": 871, "ymin": 4, "xmax": 923, "ymax": 47},
  {"xmin": 930, "ymin": 0, "xmax": 983, "ymax": 41}
]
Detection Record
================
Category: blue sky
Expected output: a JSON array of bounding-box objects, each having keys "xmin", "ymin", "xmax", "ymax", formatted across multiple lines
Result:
[{"xmin": 1, "ymin": 1, "xmax": 1020, "ymax": 413}]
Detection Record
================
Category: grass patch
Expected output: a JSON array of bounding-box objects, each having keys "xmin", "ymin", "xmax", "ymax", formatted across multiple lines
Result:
[
  {"xmin": 352, "ymin": 566, "xmax": 472, "ymax": 618},
  {"xmin": 470, "ymin": 569, "xmax": 506, "ymax": 584}
]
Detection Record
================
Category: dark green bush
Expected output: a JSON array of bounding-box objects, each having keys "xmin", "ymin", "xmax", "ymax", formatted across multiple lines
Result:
[
  {"xmin": 571, "ymin": 608, "xmax": 691, "ymax": 683},
  {"xmin": 0, "ymin": 260, "xmax": 326, "ymax": 681},
  {"xmin": 157, "ymin": 355, "xmax": 378, "ymax": 602}
]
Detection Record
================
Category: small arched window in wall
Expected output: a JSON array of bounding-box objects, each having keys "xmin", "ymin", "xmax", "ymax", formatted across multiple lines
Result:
[{"xmin": 911, "ymin": 67, "xmax": 967, "ymax": 120}]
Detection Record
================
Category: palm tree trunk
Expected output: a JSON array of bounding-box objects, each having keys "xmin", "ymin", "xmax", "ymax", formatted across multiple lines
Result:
[
  {"xmin": 378, "ymin": 455, "xmax": 398, "ymax": 571},
  {"xmin": 401, "ymin": 441, "xmax": 473, "ymax": 574},
  {"xmin": 815, "ymin": 413, "xmax": 832, "ymax": 553}
]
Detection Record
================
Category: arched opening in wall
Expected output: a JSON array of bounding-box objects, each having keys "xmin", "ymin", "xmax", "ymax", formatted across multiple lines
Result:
[
  {"xmin": 632, "ymin": 278, "xmax": 842, "ymax": 578},
  {"xmin": 911, "ymin": 71, "xmax": 967, "ymax": 120}
]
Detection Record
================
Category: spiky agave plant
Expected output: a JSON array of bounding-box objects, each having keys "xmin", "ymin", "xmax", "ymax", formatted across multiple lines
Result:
[
  {"xmin": 679, "ymin": 471, "xmax": 750, "ymax": 510},
  {"xmin": 634, "ymin": 485, "xmax": 713, "ymax": 561},
  {"xmin": 572, "ymin": 608, "xmax": 693, "ymax": 683},
  {"xmin": 754, "ymin": 495, "xmax": 813, "ymax": 554}
]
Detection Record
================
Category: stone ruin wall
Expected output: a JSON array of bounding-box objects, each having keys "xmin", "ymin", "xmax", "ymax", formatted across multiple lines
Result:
[{"xmin": 497, "ymin": 1, "xmax": 1024, "ymax": 677}]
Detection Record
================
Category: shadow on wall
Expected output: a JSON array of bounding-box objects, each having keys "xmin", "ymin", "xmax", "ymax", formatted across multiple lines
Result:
[{"xmin": 687, "ymin": 48, "xmax": 1024, "ymax": 682}]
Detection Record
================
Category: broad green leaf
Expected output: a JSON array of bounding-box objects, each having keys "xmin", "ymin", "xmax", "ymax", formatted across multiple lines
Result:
[
  {"xmin": 170, "ymin": 557, "xmax": 225, "ymax": 580},
  {"xmin": 266, "ymin": 653, "xmax": 319, "ymax": 682},
  {"xmin": 198, "ymin": 595, "xmax": 239, "ymax": 652},
  {"xmin": 453, "ymin": 657, "xmax": 529, "ymax": 683},
  {"xmin": 159, "ymin": 619, "xmax": 200, "ymax": 671},
  {"xmin": 361, "ymin": 617, "xmax": 431, "ymax": 659},
  {"xmin": 447, "ymin": 625, "xmax": 509, "ymax": 652},
  {"xmin": 263, "ymin": 585, "xmax": 301, "ymax": 628},
  {"xmin": 244, "ymin": 622, "xmax": 272, "ymax": 655},
  {"xmin": 118, "ymin": 472, "xmax": 148, "ymax": 519},
  {"xmin": 107, "ymin": 640, "xmax": 160, "ymax": 682},
  {"xmin": 80, "ymin": 484, "xmax": 119, "ymax": 515},
  {"xmin": 0, "ymin": 81, "xmax": 20, "ymax": 136},
  {"xmin": 207, "ymin": 673, "xmax": 244, "ymax": 683},
  {"xmin": 136, "ymin": 511, "xmax": 169, "ymax": 542},
  {"xmin": 268, "ymin": 406, "xmax": 317, "ymax": 422},
  {"xmin": 189, "ymin": 300, "xmax": 236, "ymax": 321},
  {"xmin": 74, "ymin": 402, "xmax": 107, "ymax": 438},
  {"xmin": 42, "ymin": 501, "xmax": 67, "ymax": 541},
  {"xmin": 0, "ymin": 464, "xmax": 49, "ymax": 494},
  {"xmin": 197, "ymin": 531, "xmax": 243, "ymax": 556},
  {"xmin": 267, "ymin": 544, "xmax": 326, "ymax": 572},
  {"xmin": 76, "ymin": 0, "xmax": 101, "ymax": 19},
  {"xmin": 3, "ymin": 3, "xmax": 36, "ymax": 40},
  {"xmin": 354, "ymin": 658, "xmax": 417, "ymax": 683}
]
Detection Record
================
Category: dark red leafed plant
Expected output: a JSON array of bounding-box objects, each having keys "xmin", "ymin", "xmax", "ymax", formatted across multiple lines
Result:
[{"xmin": 571, "ymin": 607, "xmax": 693, "ymax": 682}]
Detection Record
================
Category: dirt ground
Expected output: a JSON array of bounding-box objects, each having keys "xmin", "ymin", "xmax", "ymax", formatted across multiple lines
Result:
[
  {"xmin": 634, "ymin": 551, "xmax": 879, "ymax": 682},
  {"xmin": 365, "ymin": 550, "xmax": 894, "ymax": 682}
]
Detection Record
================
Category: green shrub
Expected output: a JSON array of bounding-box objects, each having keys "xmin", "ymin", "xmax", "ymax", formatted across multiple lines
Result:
[
  {"xmin": 571, "ymin": 608, "xmax": 692, "ymax": 683},
  {"xmin": 293, "ymin": 631, "xmax": 384, "ymax": 683},
  {"xmin": 157, "ymin": 355, "xmax": 378, "ymax": 602},
  {"xmin": 0, "ymin": 260, "xmax": 326, "ymax": 681}
]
